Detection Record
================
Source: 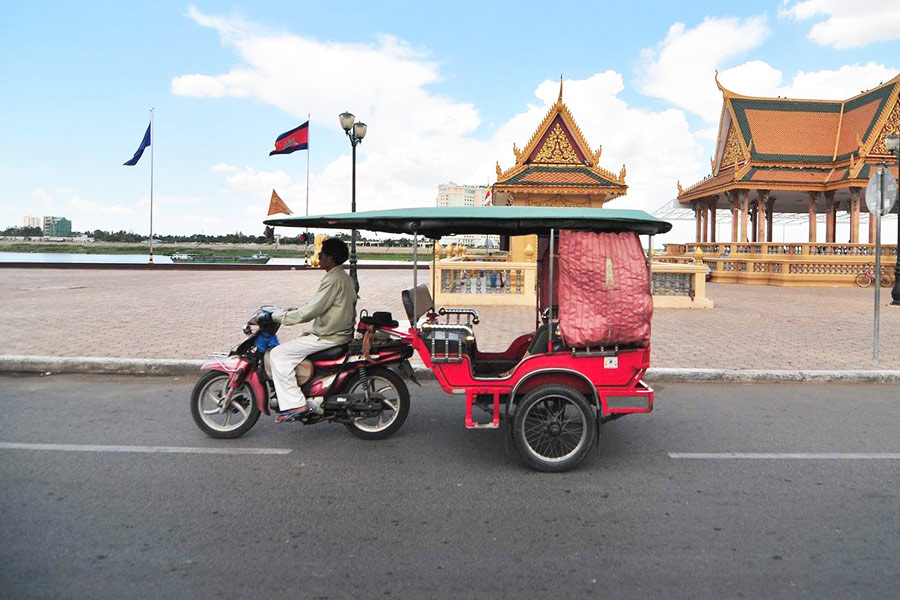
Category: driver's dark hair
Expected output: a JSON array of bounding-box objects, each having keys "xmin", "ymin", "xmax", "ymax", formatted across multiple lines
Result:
[{"xmin": 321, "ymin": 238, "xmax": 349, "ymax": 265}]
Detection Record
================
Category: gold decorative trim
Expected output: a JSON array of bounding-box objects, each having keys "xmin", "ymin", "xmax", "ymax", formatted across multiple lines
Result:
[
  {"xmin": 493, "ymin": 183, "xmax": 626, "ymax": 197},
  {"xmin": 868, "ymin": 94, "xmax": 900, "ymax": 156},
  {"xmin": 532, "ymin": 123, "xmax": 582, "ymax": 164},
  {"xmin": 721, "ymin": 125, "xmax": 743, "ymax": 168}
]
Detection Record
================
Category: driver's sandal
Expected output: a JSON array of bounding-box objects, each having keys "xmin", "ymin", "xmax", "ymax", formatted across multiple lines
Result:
[{"xmin": 275, "ymin": 404, "xmax": 313, "ymax": 423}]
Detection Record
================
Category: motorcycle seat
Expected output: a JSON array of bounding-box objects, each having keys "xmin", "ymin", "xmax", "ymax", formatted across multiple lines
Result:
[{"xmin": 308, "ymin": 344, "xmax": 348, "ymax": 362}]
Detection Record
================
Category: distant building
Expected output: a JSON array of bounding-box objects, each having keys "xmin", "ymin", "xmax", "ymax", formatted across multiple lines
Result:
[
  {"xmin": 436, "ymin": 182, "xmax": 487, "ymax": 208},
  {"xmin": 22, "ymin": 216, "xmax": 41, "ymax": 229},
  {"xmin": 436, "ymin": 183, "xmax": 490, "ymax": 246},
  {"xmin": 43, "ymin": 216, "xmax": 72, "ymax": 237}
]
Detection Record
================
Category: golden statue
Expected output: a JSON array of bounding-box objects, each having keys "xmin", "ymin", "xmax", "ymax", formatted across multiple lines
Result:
[
  {"xmin": 433, "ymin": 241, "xmax": 442, "ymax": 259},
  {"xmin": 311, "ymin": 233, "xmax": 327, "ymax": 267},
  {"xmin": 524, "ymin": 241, "xmax": 535, "ymax": 262}
]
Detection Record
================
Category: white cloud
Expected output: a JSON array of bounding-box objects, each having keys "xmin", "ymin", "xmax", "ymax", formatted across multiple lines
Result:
[
  {"xmin": 637, "ymin": 16, "xmax": 770, "ymax": 121},
  {"xmin": 181, "ymin": 9, "xmax": 706, "ymax": 224},
  {"xmin": 638, "ymin": 14, "xmax": 897, "ymax": 122},
  {"xmin": 211, "ymin": 163, "xmax": 240, "ymax": 173},
  {"xmin": 717, "ymin": 61, "xmax": 897, "ymax": 100},
  {"xmin": 171, "ymin": 74, "xmax": 228, "ymax": 98},
  {"xmin": 780, "ymin": 0, "xmax": 900, "ymax": 48}
]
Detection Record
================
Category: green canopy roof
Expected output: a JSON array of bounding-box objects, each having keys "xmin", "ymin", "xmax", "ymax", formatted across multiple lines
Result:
[{"xmin": 265, "ymin": 206, "xmax": 671, "ymax": 238}]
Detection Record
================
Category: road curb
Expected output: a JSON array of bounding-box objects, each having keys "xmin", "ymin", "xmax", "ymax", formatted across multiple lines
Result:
[{"xmin": 2, "ymin": 355, "xmax": 900, "ymax": 384}]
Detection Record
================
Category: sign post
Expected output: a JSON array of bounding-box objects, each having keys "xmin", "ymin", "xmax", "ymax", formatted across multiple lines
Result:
[{"xmin": 865, "ymin": 166, "xmax": 898, "ymax": 359}]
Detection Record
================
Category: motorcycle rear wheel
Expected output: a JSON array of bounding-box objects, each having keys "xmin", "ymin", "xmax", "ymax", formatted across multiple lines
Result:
[
  {"xmin": 343, "ymin": 367, "xmax": 410, "ymax": 440},
  {"xmin": 191, "ymin": 371, "xmax": 261, "ymax": 439}
]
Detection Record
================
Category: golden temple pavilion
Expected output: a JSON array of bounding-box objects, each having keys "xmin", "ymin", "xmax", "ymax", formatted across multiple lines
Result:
[
  {"xmin": 678, "ymin": 73, "xmax": 900, "ymax": 245},
  {"xmin": 493, "ymin": 77, "xmax": 627, "ymax": 261}
]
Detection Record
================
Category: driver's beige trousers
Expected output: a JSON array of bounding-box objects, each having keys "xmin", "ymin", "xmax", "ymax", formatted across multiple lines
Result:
[{"xmin": 269, "ymin": 334, "xmax": 335, "ymax": 411}]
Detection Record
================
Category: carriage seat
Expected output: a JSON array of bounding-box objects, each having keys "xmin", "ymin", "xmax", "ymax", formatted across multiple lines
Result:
[
  {"xmin": 401, "ymin": 283, "xmax": 434, "ymax": 324},
  {"xmin": 307, "ymin": 343, "xmax": 349, "ymax": 362},
  {"xmin": 526, "ymin": 323, "xmax": 565, "ymax": 355}
]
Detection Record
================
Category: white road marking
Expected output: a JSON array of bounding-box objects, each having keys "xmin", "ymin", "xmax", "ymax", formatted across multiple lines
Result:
[
  {"xmin": 669, "ymin": 452, "xmax": 900, "ymax": 460},
  {"xmin": 0, "ymin": 442, "xmax": 291, "ymax": 455}
]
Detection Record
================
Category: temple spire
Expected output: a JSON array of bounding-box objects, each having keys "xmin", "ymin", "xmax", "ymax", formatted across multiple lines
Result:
[{"xmin": 558, "ymin": 74, "xmax": 563, "ymax": 104}]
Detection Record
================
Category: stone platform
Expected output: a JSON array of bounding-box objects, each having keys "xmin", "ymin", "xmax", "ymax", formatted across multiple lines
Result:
[{"xmin": 3, "ymin": 268, "xmax": 899, "ymax": 370}]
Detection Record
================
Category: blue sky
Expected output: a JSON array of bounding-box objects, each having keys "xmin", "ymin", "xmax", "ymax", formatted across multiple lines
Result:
[{"xmin": 2, "ymin": 1, "xmax": 900, "ymax": 239}]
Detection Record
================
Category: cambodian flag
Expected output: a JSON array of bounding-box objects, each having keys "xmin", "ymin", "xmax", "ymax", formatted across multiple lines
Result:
[
  {"xmin": 123, "ymin": 122, "xmax": 151, "ymax": 166},
  {"xmin": 270, "ymin": 121, "xmax": 309, "ymax": 156}
]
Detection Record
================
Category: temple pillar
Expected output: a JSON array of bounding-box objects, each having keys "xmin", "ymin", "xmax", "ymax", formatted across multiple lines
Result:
[
  {"xmin": 849, "ymin": 187, "xmax": 861, "ymax": 244},
  {"xmin": 807, "ymin": 192, "xmax": 818, "ymax": 243},
  {"xmin": 750, "ymin": 202, "xmax": 758, "ymax": 243},
  {"xmin": 825, "ymin": 191, "xmax": 836, "ymax": 243},
  {"xmin": 694, "ymin": 203, "xmax": 701, "ymax": 243},
  {"xmin": 756, "ymin": 190, "xmax": 769, "ymax": 244},
  {"xmin": 765, "ymin": 197, "xmax": 775, "ymax": 242},
  {"xmin": 740, "ymin": 190, "xmax": 749, "ymax": 243},
  {"xmin": 730, "ymin": 191, "xmax": 740, "ymax": 242},
  {"xmin": 709, "ymin": 196, "xmax": 718, "ymax": 243},
  {"xmin": 701, "ymin": 200, "xmax": 709, "ymax": 243}
]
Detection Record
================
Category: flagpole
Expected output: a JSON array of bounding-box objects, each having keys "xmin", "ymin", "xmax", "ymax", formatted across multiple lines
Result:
[
  {"xmin": 305, "ymin": 113, "xmax": 310, "ymax": 265},
  {"xmin": 149, "ymin": 107, "xmax": 155, "ymax": 264}
]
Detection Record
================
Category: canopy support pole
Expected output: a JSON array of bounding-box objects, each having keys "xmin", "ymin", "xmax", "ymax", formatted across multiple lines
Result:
[
  {"xmin": 413, "ymin": 230, "xmax": 419, "ymax": 328},
  {"xmin": 548, "ymin": 228, "xmax": 555, "ymax": 354}
]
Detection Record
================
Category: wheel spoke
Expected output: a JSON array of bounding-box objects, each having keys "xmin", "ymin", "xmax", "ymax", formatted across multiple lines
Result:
[{"xmin": 231, "ymin": 400, "xmax": 249, "ymax": 419}]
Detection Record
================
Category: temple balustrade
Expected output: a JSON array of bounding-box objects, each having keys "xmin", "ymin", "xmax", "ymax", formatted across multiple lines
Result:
[
  {"xmin": 664, "ymin": 242, "xmax": 898, "ymax": 258},
  {"xmin": 658, "ymin": 242, "xmax": 898, "ymax": 286},
  {"xmin": 705, "ymin": 256, "xmax": 897, "ymax": 286},
  {"xmin": 429, "ymin": 257, "xmax": 712, "ymax": 308}
]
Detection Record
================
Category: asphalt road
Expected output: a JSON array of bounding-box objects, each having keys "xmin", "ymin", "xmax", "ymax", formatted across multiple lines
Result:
[{"xmin": 1, "ymin": 374, "xmax": 899, "ymax": 599}]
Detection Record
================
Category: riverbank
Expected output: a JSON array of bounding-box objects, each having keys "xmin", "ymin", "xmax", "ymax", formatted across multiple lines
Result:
[
  {"xmin": 0, "ymin": 240, "xmax": 502, "ymax": 261},
  {"xmin": 0, "ymin": 242, "xmax": 417, "ymax": 261}
]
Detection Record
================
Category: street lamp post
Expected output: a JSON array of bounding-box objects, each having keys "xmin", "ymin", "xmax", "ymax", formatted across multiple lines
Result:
[
  {"xmin": 339, "ymin": 111, "xmax": 367, "ymax": 291},
  {"xmin": 886, "ymin": 133, "xmax": 900, "ymax": 305}
]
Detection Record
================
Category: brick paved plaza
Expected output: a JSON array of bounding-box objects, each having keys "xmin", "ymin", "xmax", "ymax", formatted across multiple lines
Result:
[{"xmin": 3, "ymin": 267, "xmax": 899, "ymax": 370}]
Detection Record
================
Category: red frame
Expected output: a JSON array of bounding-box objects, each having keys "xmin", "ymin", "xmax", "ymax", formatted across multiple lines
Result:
[
  {"xmin": 200, "ymin": 343, "xmax": 412, "ymax": 416},
  {"xmin": 406, "ymin": 326, "xmax": 654, "ymax": 428}
]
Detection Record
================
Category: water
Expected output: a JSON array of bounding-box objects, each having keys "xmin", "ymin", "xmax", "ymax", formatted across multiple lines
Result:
[
  {"xmin": 0, "ymin": 252, "xmax": 415, "ymax": 266},
  {"xmin": 0, "ymin": 252, "xmax": 174, "ymax": 264}
]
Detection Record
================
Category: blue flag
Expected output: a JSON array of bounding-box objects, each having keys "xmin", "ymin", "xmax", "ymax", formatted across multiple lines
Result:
[{"xmin": 123, "ymin": 122, "xmax": 151, "ymax": 166}]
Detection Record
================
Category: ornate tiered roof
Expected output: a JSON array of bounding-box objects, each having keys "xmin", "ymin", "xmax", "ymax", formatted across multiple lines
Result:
[
  {"xmin": 494, "ymin": 78, "xmax": 627, "ymax": 199},
  {"xmin": 678, "ymin": 72, "xmax": 900, "ymax": 202}
]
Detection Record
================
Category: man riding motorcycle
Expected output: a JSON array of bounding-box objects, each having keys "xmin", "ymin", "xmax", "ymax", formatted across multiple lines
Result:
[{"xmin": 263, "ymin": 238, "xmax": 357, "ymax": 422}]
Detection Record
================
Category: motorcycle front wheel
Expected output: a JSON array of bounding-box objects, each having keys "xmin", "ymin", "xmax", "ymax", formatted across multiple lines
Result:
[
  {"xmin": 191, "ymin": 371, "xmax": 261, "ymax": 439},
  {"xmin": 342, "ymin": 367, "xmax": 410, "ymax": 440}
]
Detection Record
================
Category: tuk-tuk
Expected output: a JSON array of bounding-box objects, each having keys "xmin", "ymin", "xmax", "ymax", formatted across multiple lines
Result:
[{"xmin": 266, "ymin": 206, "xmax": 671, "ymax": 472}]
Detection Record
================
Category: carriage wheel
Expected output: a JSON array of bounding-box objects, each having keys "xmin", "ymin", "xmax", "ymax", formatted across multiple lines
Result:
[{"xmin": 512, "ymin": 384, "xmax": 596, "ymax": 472}]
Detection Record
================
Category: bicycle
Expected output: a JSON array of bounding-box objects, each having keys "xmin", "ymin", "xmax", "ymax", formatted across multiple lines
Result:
[{"xmin": 855, "ymin": 264, "xmax": 894, "ymax": 288}]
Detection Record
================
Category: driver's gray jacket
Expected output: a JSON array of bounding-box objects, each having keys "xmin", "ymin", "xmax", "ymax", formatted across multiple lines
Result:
[{"xmin": 271, "ymin": 266, "xmax": 357, "ymax": 344}]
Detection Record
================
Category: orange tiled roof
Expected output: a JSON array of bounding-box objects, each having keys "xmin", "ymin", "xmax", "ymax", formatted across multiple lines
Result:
[
  {"xmin": 744, "ymin": 109, "xmax": 839, "ymax": 159},
  {"xmin": 747, "ymin": 168, "xmax": 833, "ymax": 184},
  {"xmin": 679, "ymin": 74, "xmax": 900, "ymax": 203},
  {"xmin": 499, "ymin": 165, "xmax": 622, "ymax": 188}
]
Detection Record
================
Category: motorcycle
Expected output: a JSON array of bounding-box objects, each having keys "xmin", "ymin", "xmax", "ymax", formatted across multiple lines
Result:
[{"xmin": 190, "ymin": 307, "xmax": 417, "ymax": 440}]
